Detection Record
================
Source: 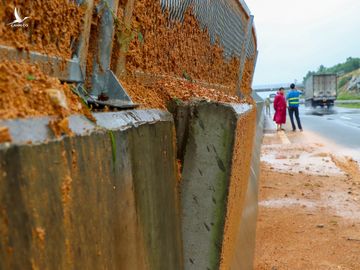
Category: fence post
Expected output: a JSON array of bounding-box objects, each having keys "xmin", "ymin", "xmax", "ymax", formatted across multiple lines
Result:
[
  {"xmin": 114, "ymin": 0, "xmax": 137, "ymax": 79},
  {"xmin": 91, "ymin": 0, "xmax": 120, "ymax": 95},
  {"xmin": 249, "ymin": 50, "xmax": 259, "ymax": 88},
  {"xmin": 75, "ymin": 0, "xmax": 95, "ymax": 79}
]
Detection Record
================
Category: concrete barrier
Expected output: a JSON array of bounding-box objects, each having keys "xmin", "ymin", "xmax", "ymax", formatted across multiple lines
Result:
[
  {"xmin": 179, "ymin": 101, "xmax": 256, "ymax": 270},
  {"xmin": 229, "ymin": 92, "xmax": 264, "ymax": 270},
  {"xmin": 0, "ymin": 110, "xmax": 183, "ymax": 270},
  {"xmin": 0, "ymin": 100, "xmax": 263, "ymax": 270}
]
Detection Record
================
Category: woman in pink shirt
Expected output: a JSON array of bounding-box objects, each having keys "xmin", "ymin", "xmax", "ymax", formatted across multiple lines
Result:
[{"xmin": 273, "ymin": 87, "xmax": 287, "ymax": 131}]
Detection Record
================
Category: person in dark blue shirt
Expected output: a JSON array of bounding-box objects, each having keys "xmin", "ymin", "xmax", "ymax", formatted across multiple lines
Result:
[{"xmin": 286, "ymin": 83, "xmax": 303, "ymax": 132}]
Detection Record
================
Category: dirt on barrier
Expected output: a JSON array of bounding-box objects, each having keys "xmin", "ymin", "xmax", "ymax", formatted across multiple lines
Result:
[
  {"xmin": 112, "ymin": 0, "xmax": 245, "ymax": 96},
  {"xmin": 0, "ymin": 60, "xmax": 94, "ymax": 136},
  {"xmin": 240, "ymin": 57, "xmax": 255, "ymax": 96},
  {"xmin": 220, "ymin": 109, "xmax": 256, "ymax": 270},
  {"xmin": 120, "ymin": 74, "xmax": 251, "ymax": 109},
  {"xmin": 0, "ymin": 1, "xmax": 84, "ymax": 59},
  {"xmin": 0, "ymin": 126, "xmax": 11, "ymax": 143}
]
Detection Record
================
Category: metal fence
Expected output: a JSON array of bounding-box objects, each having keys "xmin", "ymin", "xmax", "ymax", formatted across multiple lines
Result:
[
  {"xmin": 160, "ymin": 0, "xmax": 257, "ymax": 91},
  {"xmin": 0, "ymin": 0, "xmax": 257, "ymax": 105}
]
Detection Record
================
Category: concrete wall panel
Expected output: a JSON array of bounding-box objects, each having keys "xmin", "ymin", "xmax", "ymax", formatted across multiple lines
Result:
[
  {"xmin": 180, "ymin": 102, "xmax": 256, "ymax": 270},
  {"xmin": 0, "ymin": 110, "xmax": 183, "ymax": 270},
  {"xmin": 230, "ymin": 94, "xmax": 264, "ymax": 270}
]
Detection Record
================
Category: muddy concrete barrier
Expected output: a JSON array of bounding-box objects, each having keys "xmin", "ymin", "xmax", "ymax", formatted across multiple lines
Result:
[
  {"xmin": 179, "ymin": 101, "xmax": 257, "ymax": 270},
  {"xmin": 0, "ymin": 110, "xmax": 183, "ymax": 270},
  {"xmin": 0, "ymin": 101, "xmax": 263, "ymax": 270},
  {"xmin": 229, "ymin": 93, "xmax": 264, "ymax": 270}
]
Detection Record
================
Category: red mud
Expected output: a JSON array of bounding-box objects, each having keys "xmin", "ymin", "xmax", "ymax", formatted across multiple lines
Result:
[
  {"xmin": 0, "ymin": 60, "xmax": 94, "ymax": 136},
  {"xmin": 0, "ymin": 1, "xmax": 84, "ymax": 59},
  {"xmin": 110, "ymin": 0, "xmax": 254, "ymax": 106}
]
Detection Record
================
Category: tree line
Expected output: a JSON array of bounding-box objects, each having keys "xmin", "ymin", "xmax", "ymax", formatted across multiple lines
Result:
[{"xmin": 303, "ymin": 57, "xmax": 360, "ymax": 84}]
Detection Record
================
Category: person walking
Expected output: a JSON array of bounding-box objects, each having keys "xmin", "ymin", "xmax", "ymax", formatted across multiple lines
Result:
[
  {"xmin": 273, "ymin": 87, "xmax": 287, "ymax": 131},
  {"xmin": 265, "ymin": 97, "xmax": 271, "ymax": 116},
  {"xmin": 287, "ymin": 83, "xmax": 303, "ymax": 132}
]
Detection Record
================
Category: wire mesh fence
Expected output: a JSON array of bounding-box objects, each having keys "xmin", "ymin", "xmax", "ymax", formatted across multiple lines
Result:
[
  {"xmin": 160, "ymin": 0, "xmax": 251, "ymax": 60},
  {"xmin": 0, "ymin": 0, "xmax": 257, "ymax": 105}
]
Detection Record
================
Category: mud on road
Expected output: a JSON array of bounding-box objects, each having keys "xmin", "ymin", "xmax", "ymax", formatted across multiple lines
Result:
[{"xmin": 254, "ymin": 129, "xmax": 360, "ymax": 270}]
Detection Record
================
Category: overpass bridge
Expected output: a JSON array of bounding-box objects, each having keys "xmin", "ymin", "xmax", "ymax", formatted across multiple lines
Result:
[{"xmin": 253, "ymin": 83, "xmax": 304, "ymax": 93}]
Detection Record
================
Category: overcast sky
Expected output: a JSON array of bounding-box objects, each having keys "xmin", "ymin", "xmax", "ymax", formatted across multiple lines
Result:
[{"xmin": 245, "ymin": 0, "xmax": 360, "ymax": 86}]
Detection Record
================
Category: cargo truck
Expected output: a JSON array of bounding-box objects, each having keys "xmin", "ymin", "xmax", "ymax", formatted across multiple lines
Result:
[{"xmin": 304, "ymin": 74, "xmax": 337, "ymax": 108}]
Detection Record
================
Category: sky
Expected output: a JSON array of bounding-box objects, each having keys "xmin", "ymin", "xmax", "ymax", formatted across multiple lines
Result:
[{"xmin": 244, "ymin": 0, "xmax": 360, "ymax": 86}]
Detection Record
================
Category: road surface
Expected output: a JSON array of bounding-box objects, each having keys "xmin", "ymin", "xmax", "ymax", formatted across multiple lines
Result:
[
  {"xmin": 265, "ymin": 105, "xmax": 360, "ymax": 151},
  {"xmin": 256, "ymin": 108, "xmax": 360, "ymax": 269}
]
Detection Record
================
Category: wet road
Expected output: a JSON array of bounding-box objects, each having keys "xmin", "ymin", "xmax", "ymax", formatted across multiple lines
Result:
[
  {"xmin": 299, "ymin": 106, "xmax": 360, "ymax": 150},
  {"xmin": 264, "ymin": 104, "xmax": 360, "ymax": 150}
]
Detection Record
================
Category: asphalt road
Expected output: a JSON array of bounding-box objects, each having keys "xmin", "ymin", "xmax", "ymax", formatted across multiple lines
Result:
[
  {"xmin": 295, "ymin": 105, "xmax": 360, "ymax": 150},
  {"xmin": 263, "ymin": 104, "xmax": 360, "ymax": 150}
]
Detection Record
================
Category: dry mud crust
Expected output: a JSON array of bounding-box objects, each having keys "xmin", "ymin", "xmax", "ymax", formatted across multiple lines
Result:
[
  {"xmin": 0, "ymin": 126, "xmax": 11, "ymax": 143},
  {"xmin": 0, "ymin": 1, "xmax": 84, "ymax": 59},
  {"xmin": 240, "ymin": 57, "xmax": 255, "ymax": 96},
  {"xmin": 0, "ymin": 60, "xmax": 93, "ymax": 135},
  {"xmin": 120, "ymin": 74, "xmax": 250, "ymax": 110},
  {"xmin": 255, "ymin": 165, "xmax": 360, "ymax": 270},
  {"xmin": 112, "ymin": 0, "xmax": 248, "ymax": 95}
]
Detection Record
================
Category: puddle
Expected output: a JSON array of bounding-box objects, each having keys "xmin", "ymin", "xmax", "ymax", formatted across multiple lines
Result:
[{"xmin": 259, "ymin": 198, "xmax": 317, "ymax": 209}]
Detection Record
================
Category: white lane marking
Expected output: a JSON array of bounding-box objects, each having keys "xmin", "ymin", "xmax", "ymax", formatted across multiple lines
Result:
[
  {"xmin": 278, "ymin": 131, "xmax": 291, "ymax": 145},
  {"xmin": 340, "ymin": 116, "xmax": 352, "ymax": 120}
]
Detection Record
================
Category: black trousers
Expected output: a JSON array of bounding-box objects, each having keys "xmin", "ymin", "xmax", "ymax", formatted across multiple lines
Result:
[{"xmin": 288, "ymin": 107, "xmax": 302, "ymax": 130}]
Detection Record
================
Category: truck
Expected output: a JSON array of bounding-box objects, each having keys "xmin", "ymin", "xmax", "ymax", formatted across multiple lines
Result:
[{"xmin": 304, "ymin": 74, "xmax": 337, "ymax": 108}]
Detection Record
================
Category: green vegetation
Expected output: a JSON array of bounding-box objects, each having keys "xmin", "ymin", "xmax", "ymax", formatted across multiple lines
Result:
[
  {"xmin": 336, "ymin": 103, "xmax": 360, "ymax": 109},
  {"xmin": 303, "ymin": 57, "xmax": 360, "ymax": 84},
  {"xmin": 338, "ymin": 75, "xmax": 352, "ymax": 89},
  {"xmin": 108, "ymin": 130, "xmax": 117, "ymax": 165},
  {"xmin": 104, "ymin": 0, "xmax": 143, "ymax": 53},
  {"xmin": 26, "ymin": 74, "xmax": 36, "ymax": 81},
  {"xmin": 182, "ymin": 70, "xmax": 193, "ymax": 82},
  {"xmin": 337, "ymin": 91, "xmax": 360, "ymax": 100}
]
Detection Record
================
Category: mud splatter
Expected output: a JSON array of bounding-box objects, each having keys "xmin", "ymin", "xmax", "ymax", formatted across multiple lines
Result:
[
  {"xmin": 121, "ymin": 74, "xmax": 244, "ymax": 109},
  {"xmin": 331, "ymin": 155, "xmax": 360, "ymax": 182},
  {"xmin": 111, "ymin": 0, "xmax": 253, "ymax": 98},
  {"xmin": 0, "ymin": 126, "xmax": 11, "ymax": 143},
  {"xmin": 220, "ymin": 108, "xmax": 256, "ymax": 270},
  {"xmin": 0, "ymin": 1, "xmax": 84, "ymax": 59},
  {"xmin": 0, "ymin": 60, "xmax": 95, "ymax": 136}
]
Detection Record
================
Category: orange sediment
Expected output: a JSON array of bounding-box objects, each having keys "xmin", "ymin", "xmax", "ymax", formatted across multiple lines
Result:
[
  {"xmin": 0, "ymin": 1, "xmax": 84, "ymax": 59},
  {"xmin": 111, "ymin": 0, "xmax": 253, "ymax": 101},
  {"xmin": 121, "ymin": 74, "xmax": 244, "ymax": 109},
  {"xmin": 0, "ymin": 60, "xmax": 94, "ymax": 136}
]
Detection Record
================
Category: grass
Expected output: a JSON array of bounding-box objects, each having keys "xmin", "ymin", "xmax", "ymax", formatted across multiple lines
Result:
[
  {"xmin": 337, "ymin": 91, "xmax": 360, "ymax": 100},
  {"xmin": 336, "ymin": 103, "xmax": 360, "ymax": 109}
]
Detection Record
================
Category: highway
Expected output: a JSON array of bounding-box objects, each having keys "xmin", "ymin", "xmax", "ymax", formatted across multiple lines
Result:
[
  {"xmin": 259, "ymin": 89, "xmax": 360, "ymax": 150},
  {"xmin": 300, "ymin": 106, "xmax": 360, "ymax": 150},
  {"xmin": 263, "ymin": 104, "xmax": 360, "ymax": 150}
]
